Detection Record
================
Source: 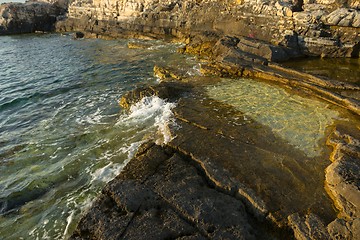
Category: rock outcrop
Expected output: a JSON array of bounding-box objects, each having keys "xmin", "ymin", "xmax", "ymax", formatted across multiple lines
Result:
[
  {"xmin": 72, "ymin": 74, "xmax": 359, "ymax": 239},
  {"xmin": 0, "ymin": 0, "xmax": 69, "ymax": 35},
  {"xmin": 56, "ymin": 0, "xmax": 360, "ymax": 58}
]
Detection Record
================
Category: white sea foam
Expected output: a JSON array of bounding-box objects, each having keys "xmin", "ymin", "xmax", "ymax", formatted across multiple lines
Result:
[
  {"xmin": 90, "ymin": 162, "xmax": 124, "ymax": 184},
  {"xmin": 76, "ymin": 107, "xmax": 106, "ymax": 125},
  {"xmin": 120, "ymin": 140, "xmax": 146, "ymax": 160},
  {"xmin": 186, "ymin": 63, "xmax": 201, "ymax": 76},
  {"xmin": 117, "ymin": 96, "xmax": 177, "ymax": 144},
  {"xmin": 63, "ymin": 210, "xmax": 75, "ymax": 237}
]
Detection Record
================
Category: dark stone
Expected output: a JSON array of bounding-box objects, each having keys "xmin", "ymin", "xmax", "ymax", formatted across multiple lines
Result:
[
  {"xmin": 291, "ymin": 0, "xmax": 304, "ymax": 12},
  {"xmin": 0, "ymin": 1, "xmax": 67, "ymax": 35},
  {"xmin": 74, "ymin": 31, "xmax": 84, "ymax": 39},
  {"xmin": 71, "ymin": 143, "xmax": 266, "ymax": 239}
]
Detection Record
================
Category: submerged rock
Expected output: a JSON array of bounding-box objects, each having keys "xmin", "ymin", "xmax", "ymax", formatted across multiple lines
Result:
[
  {"xmin": 73, "ymin": 31, "xmax": 84, "ymax": 38},
  {"xmin": 127, "ymin": 41, "xmax": 152, "ymax": 49}
]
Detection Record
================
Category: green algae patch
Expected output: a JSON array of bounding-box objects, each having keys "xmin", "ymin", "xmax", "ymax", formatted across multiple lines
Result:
[{"xmin": 206, "ymin": 78, "xmax": 339, "ymax": 158}]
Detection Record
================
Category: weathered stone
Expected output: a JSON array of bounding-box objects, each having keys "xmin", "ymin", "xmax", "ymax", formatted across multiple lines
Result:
[
  {"xmin": 74, "ymin": 31, "xmax": 84, "ymax": 38},
  {"xmin": 127, "ymin": 41, "xmax": 152, "ymax": 49},
  {"xmin": 73, "ymin": 63, "xmax": 360, "ymax": 239},
  {"xmin": 169, "ymin": 96, "xmax": 337, "ymax": 227},
  {"xmin": 288, "ymin": 213, "xmax": 330, "ymax": 240},
  {"xmin": 321, "ymin": 125, "xmax": 360, "ymax": 239},
  {"xmin": 236, "ymin": 36, "xmax": 290, "ymax": 62},
  {"xmin": 325, "ymin": 153, "xmax": 360, "ymax": 220},
  {"xmin": 0, "ymin": 0, "xmax": 69, "ymax": 35},
  {"xmin": 327, "ymin": 218, "xmax": 360, "ymax": 239},
  {"xmin": 153, "ymin": 65, "xmax": 183, "ymax": 81},
  {"xmin": 55, "ymin": 0, "xmax": 360, "ymax": 58},
  {"xmin": 119, "ymin": 81, "xmax": 191, "ymax": 109},
  {"xmin": 72, "ymin": 140, "xmax": 278, "ymax": 239},
  {"xmin": 322, "ymin": 8, "xmax": 360, "ymax": 28}
]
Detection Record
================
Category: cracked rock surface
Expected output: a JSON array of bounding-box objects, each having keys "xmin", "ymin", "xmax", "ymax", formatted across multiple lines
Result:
[{"xmin": 71, "ymin": 143, "xmax": 269, "ymax": 239}]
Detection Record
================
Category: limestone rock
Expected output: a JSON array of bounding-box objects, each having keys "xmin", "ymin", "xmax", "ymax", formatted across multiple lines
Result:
[
  {"xmin": 71, "ymin": 143, "xmax": 264, "ymax": 239},
  {"xmin": 153, "ymin": 65, "xmax": 183, "ymax": 80},
  {"xmin": 236, "ymin": 36, "xmax": 290, "ymax": 62},
  {"xmin": 288, "ymin": 213, "xmax": 330, "ymax": 240},
  {"xmin": 325, "ymin": 126, "xmax": 360, "ymax": 219},
  {"xmin": 325, "ymin": 156, "xmax": 360, "ymax": 219},
  {"xmin": 127, "ymin": 41, "xmax": 152, "ymax": 49},
  {"xmin": 322, "ymin": 8, "xmax": 360, "ymax": 27},
  {"xmin": 119, "ymin": 81, "xmax": 191, "ymax": 109},
  {"xmin": 297, "ymin": 36, "xmax": 359, "ymax": 57},
  {"xmin": 327, "ymin": 218, "xmax": 360, "ymax": 239},
  {"xmin": 56, "ymin": 0, "xmax": 360, "ymax": 58},
  {"xmin": 73, "ymin": 68, "xmax": 360, "ymax": 239},
  {"xmin": 0, "ymin": 2, "xmax": 62, "ymax": 35}
]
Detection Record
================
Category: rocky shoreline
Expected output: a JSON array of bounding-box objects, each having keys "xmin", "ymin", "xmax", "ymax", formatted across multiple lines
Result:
[
  {"xmin": 71, "ymin": 74, "xmax": 359, "ymax": 239},
  {"xmin": 0, "ymin": 0, "xmax": 69, "ymax": 35},
  {"xmin": 0, "ymin": 0, "xmax": 359, "ymax": 239}
]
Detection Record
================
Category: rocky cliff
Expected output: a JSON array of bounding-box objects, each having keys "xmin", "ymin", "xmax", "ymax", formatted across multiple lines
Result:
[
  {"xmin": 56, "ymin": 0, "xmax": 360, "ymax": 59},
  {"xmin": 0, "ymin": 0, "xmax": 69, "ymax": 35}
]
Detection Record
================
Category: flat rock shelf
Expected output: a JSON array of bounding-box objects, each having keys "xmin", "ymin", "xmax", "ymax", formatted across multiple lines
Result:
[{"xmin": 71, "ymin": 73, "xmax": 360, "ymax": 239}]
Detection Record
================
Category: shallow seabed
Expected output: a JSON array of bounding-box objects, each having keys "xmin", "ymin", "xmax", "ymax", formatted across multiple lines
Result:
[{"xmin": 206, "ymin": 78, "xmax": 340, "ymax": 158}]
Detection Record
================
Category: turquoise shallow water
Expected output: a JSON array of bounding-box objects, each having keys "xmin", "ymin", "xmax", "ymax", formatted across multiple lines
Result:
[
  {"xmin": 0, "ymin": 34, "xmax": 197, "ymax": 239},
  {"xmin": 206, "ymin": 78, "xmax": 340, "ymax": 158}
]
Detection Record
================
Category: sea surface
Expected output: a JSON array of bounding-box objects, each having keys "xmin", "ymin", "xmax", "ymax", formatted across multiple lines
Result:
[{"xmin": 0, "ymin": 33, "xmax": 198, "ymax": 239}]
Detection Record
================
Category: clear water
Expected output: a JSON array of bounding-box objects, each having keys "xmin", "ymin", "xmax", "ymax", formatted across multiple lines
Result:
[
  {"xmin": 0, "ymin": 34, "xmax": 197, "ymax": 239},
  {"xmin": 282, "ymin": 57, "xmax": 360, "ymax": 85},
  {"xmin": 206, "ymin": 78, "xmax": 340, "ymax": 158}
]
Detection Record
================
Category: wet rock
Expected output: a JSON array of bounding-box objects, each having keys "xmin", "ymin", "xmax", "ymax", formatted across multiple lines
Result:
[
  {"xmin": 236, "ymin": 36, "xmax": 290, "ymax": 62},
  {"xmin": 326, "ymin": 157, "xmax": 360, "ymax": 220},
  {"xmin": 127, "ymin": 41, "xmax": 152, "ymax": 49},
  {"xmin": 169, "ymin": 96, "xmax": 337, "ymax": 227},
  {"xmin": 325, "ymin": 127, "xmax": 360, "ymax": 220},
  {"xmin": 72, "ymin": 142, "xmax": 264, "ymax": 239},
  {"xmin": 119, "ymin": 81, "xmax": 191, "ymax": 109},
  {"xmin": 73, "ymin": 31, "xmax": 84, "ymax": 38},
  {"xmin": 153, "ymin": 65, "xmax": 183, "ymax": 81},
  {"xmin": 74, "ymin": 72, "xmax": 360, "ymax": 239}
]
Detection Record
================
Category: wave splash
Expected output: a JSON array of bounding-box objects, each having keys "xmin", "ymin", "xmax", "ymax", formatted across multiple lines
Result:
[{"xmin": 118, "ymin": 96, "xmax": 177, "ymax": 145}]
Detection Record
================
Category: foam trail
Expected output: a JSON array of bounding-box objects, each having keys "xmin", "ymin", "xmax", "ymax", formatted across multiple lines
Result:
[
  {"xmin": 117, "ymin": 96, "xmax": 177, "ymax": 144},
  {"xmin": 120, "ymin": 140, "xmax": 147, "ymax": 160},
  {"xmin": 63, "ymin": 210, "xmax": 75, "ymax": 237},
  {"xmin": 90, "ymin": 162, "xmax": 124, "ymax": 184}
]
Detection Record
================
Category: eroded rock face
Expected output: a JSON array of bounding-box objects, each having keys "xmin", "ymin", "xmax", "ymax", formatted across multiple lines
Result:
[
  {"xmin": 56, "ymin": 0, "xmax": 360, "ymax": 58},
  {"xmin": 0, "ymin": 1, "xmax": 66, "ymax": 35}
]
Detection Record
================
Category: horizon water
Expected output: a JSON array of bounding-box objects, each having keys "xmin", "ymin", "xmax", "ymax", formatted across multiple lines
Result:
[
  {"xmin": 0, "ymin": 34, "xmax": 198, "ymax": 239},
  {"xmin": 0, "ymin": 0, "xmax": 25, "ymax": 4}
]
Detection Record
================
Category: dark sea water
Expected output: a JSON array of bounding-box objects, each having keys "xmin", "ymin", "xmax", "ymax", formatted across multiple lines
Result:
[{"xmin": 0, "ymin": 34, "xmax": 198, "ymax": 239}]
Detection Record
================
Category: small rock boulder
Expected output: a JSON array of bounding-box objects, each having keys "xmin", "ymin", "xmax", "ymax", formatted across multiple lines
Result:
[{"xmin": 73, "ymin": 31, "xmax": 84, "ymax": 39}]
